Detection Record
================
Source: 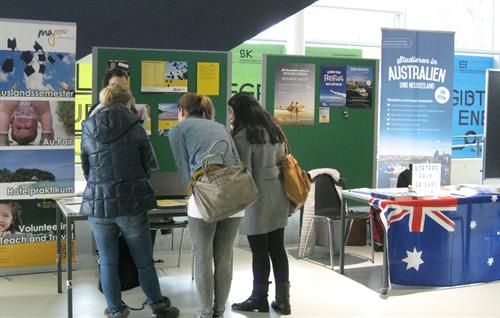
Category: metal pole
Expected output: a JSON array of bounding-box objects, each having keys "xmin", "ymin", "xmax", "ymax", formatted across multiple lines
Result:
[
  {"xmin": 66, "ymin": 220, "xmax": 73, "ymax": 318},
  {"xmin": 476, "ymin": 136, "xmax": 481, "ymax": 157},
  {"xmin": 56, "ymin": 203, "xmax": 62, "ymax": 293}
]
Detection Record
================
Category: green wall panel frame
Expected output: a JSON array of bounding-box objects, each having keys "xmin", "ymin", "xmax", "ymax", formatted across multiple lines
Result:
[
  {"xmin": 92, "ymin": 47, "xmax": 231, "ymax": 171},
  {"xmin": 262, "ymin": 54, "xmax": 378, "ymax": 188},
  {"xmin": 305, "ymin": 46, "xmax": 363, "ymax": 58}
]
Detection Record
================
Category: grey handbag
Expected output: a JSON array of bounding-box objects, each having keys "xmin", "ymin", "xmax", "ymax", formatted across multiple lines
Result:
[{"xmin": 192, "ymin": 139, "xmax": 258, "ymax": 223}]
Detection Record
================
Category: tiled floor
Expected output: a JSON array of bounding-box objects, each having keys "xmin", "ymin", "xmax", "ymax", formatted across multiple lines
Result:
[{"xmin": 1, "ymin": 245, "xmax": 500, "ymax": 318}]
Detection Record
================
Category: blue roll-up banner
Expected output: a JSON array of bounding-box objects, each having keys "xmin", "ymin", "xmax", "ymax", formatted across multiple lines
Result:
[
  {"xmin": 378, "ymin": 29, "xmax": 454, "ymax": 188},
  {"xmin": 452, "ymin": 55, "xmax": 493, "ymax": 158}
]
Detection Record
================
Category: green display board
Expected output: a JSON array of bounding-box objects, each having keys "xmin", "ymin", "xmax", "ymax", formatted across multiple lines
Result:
[
  {"xmin": 93, "ymin": 47, "xmax": 230, "ymax": 171},
  {"xmin": 262, "ymin": 54, "xmax": 378, "ymax": 188}
]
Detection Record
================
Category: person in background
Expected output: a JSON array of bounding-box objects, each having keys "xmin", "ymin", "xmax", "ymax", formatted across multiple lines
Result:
[
  {"xmin": 0, "ymin": 200, "xmax": 21, "ymax": 237},
  {"xmin": 87, "ymin": 68, "xmax": 129, "ymax": 116},
  {"xmin": 80, "ymin": 83, "xmax": 179, "ymax": 318},
  {"xmin": 168, "ymin": 92, "xmax": 242, "ymax": 318},
  {"xmin": 229, "ymin": 92, "xmax": 293, "ymax": 315}
]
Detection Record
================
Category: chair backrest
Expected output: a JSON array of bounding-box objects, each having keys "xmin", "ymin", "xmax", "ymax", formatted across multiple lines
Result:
[
  {"xmin": 313, "ymin": 173, "xmax": 345, "ymax": 217},
  {"xmin": 148, "ymin": 170, "xmax": 187, "ymax": 199}
]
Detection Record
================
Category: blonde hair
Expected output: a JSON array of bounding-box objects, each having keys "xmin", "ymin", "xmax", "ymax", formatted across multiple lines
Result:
[
  {"xmin": 99, "ymin": 83, "xmax": 132, "ymax": 107},
  {"xmin": 177, "ymin": 93, "xmax": 214, "ymax": 120}
]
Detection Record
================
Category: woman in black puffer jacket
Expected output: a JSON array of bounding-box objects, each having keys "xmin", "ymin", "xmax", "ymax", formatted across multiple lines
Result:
[{"xmin": 80, "ymin": 83, "xmax": 179, "ymax": 318}]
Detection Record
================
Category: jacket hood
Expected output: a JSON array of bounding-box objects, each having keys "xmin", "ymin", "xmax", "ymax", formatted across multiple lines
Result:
[{"xmin": 87, "ymin": 104, "xmax": 141, "ymax": 143}]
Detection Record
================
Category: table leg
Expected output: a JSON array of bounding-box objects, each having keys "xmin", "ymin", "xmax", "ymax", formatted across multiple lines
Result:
[
  {"xmin": 177, "ymin": 227, "xmax": 185, "ymax": 267},
  {"xmin": 66, "ymin": 221, "xmax": 73, "ymax": 318},
  {"xmin": 328, "ymin": 220, "xmax": 335, "ymax": 270},
  {"xmin": 381, "ymin": 232, "xmax": 389, "ymax": 295},
  {"xmin": 56, "ymin": 205, "xmax": 62, "ymax": 293},
  {"xmin": 339, "ymin": 199, "xmax": 347, "ymax": 274}
]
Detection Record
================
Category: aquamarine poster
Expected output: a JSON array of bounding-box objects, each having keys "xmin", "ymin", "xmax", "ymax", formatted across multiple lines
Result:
[
  {"xmin": 378, "ymin": 29, "xmax": 454, "ymax": 187},
  {"xmin": 452, "ymin": 55, "xmax": 493, "ymax": 158}
]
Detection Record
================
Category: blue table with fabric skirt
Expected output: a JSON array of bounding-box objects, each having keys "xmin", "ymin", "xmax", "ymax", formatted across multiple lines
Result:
[{"xmin": 340, "ymin": 187, "xmax": 500, "ymax": 294}]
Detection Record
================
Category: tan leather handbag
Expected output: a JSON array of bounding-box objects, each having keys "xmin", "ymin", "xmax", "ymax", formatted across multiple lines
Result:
[
  {"xmin": 193, "ymin": 139, "xmax": 258, "ymax": 223},
  {"xmin": 282, "ymin": 147, "xmax": 311, "ymax": 209},
  {"xmin": 278, "ymin": 126, "xmax": 311, "ymax": 209}
]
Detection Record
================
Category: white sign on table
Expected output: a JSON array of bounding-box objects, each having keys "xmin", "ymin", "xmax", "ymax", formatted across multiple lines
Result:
[{"xmin": 411, "ymin": 163, "xmax": 441, "ymax": 192}]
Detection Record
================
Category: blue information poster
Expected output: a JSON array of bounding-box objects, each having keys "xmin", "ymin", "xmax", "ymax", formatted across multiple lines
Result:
[
  {"xmin": 452, "ymin": 55, "xmax": 493, "ymax": 158},
  {"xmin": 319, "ymin": 65, "xmax": 346, "ymax": 107},
  {"xmin": 378, "ymin": 29, "xmax": 454, "ymax": 187}
]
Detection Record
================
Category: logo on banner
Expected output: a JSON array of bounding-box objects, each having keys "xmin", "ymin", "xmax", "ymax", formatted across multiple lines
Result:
[
  {"xmin": 239, "ymin": 49, "xmax": 253, "ymax": 59},
  {"xmin": 435, "ymin": 86, "xmax": 450, "ymax": 104},
  {"xmin": 38, "ymin": 29, "xmax": 68, "ymax": 47}
]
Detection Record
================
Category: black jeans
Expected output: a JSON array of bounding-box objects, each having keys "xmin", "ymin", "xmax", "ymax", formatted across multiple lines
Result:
[{"xmin": 247, "ymin": 228, "xmax": 289, "ymax": 284}]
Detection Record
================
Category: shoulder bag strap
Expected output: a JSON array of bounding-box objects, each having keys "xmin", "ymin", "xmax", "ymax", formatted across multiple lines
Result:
[
  {"xmin": 275, "ymin": 122, "xmax": 291, "ymax": 155},
  {"xmin": 202, "ymin": 139, "xmax": 230, "ymax": 174},
  {"xmin": 206, "ymin": 139, "xmax": 230, "ymax": 156},
  {"xmin": 226, "ymin": 134, "xmax": 241, "ymax": 162}
]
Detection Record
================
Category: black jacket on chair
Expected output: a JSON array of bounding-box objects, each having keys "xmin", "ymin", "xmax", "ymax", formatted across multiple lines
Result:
[
  {"xmin": 80, "ymin": 104, "xmax": 158, "ymax": 218},
  {"xmin": 314, "ymin": 174, "xmax": 345, "ymax": 217}
]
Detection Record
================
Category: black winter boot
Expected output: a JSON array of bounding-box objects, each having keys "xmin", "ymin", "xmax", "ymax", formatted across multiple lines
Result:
[
  {"xmin": 149, "ymin": 297, "xmax": 180, "ymax": 318},
  {"xmin": 231, "ymin": 282, "xmax": 270, "ymax": 312},
  {"xmin": 271, "ymin": 282, "xmax": 291, "ymax": 315}
]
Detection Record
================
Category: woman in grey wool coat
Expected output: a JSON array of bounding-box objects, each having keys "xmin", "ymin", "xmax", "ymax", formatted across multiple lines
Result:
[{"xmin": 229, "ymin": 92, "xmax": 292, "ymax": 315}]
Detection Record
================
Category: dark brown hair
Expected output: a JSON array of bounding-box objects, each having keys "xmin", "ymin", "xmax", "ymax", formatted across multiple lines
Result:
[
  {"xmin": 228, "ymin": 92, "xmax": 285, "ymax": 145},
  {"xmin": 0, "ymin": 200, "xmax": 21, "ymax": 233},
  {"xmin": 102, "ymin": 68, "xmax": 128, "ymax": 88}
]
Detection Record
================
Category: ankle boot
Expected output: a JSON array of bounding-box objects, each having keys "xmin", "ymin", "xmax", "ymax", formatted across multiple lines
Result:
[
  {"xmin": 105, "ymin": 306, "xmax": 130, "ymax": 318},
  {"xmin": 149, "ymin": 297, "xmax": 180, "ymax": 318},
  {"xmin": 271, "ymin": 282, "xmax": 291, "ymax": 315},
  {"xmin": 231, "ymin": 282, "xmax": 270, "ymax": 312}
]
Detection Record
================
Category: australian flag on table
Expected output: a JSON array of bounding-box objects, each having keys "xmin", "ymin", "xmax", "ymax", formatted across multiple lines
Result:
[{"xmin": 369, "ymin": 192, "xmax": 500, "ymax": 286}]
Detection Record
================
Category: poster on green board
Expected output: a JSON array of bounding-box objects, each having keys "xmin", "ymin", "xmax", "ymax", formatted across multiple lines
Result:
[
  {"xmin": 231, "ymin": 43, "xmax": 285, "ymax": 101},
  {"xmin": 273, "ymin": 63, "xmax": 315, "ymax": 126},
  {"xmin": 305, "ymin": 46, "xmax": 362, "ymax": 58}
]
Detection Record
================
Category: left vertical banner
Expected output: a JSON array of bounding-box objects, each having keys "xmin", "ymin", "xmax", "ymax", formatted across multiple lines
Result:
[{"xmin": 0, "ymin": 19, "xmax": 76, "ymax": 271}]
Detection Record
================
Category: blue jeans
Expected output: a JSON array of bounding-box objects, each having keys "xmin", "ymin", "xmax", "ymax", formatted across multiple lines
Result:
[
  {"xmin": 88, "ymin": 213, "xmax": 163, "ymax": 314},
  {"xmin": 189, "ymin": 216, "xmax": 241, "ymax": 318}
]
